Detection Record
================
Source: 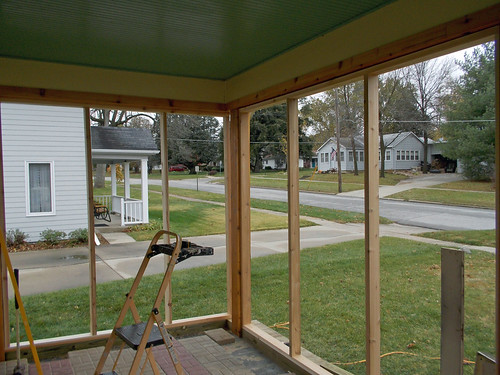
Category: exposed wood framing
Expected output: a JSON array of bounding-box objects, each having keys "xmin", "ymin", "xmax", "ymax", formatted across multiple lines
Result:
[
  {"xmin": 364, "ymin": 74, "xmax": 380, "ymax": 375},
  {"xmin": 225, "ymin": 109, "xmax": 252, "ymax": 336},
  {"xmin": 0, "ymin": 85, "xmax": 228, "ymax": 116},
  {"xmin": 495, "ymin": 27, "xmax": 499, "ymax": 375},
  {"xmin": 84, "ymin": 108, "xmax": 97, "ymax": 335},
  {"xmin": 239, "ymin": 111, "xmax": 252, "ymax": 328},
  {"xmin": 160, "ymin": 112, "xmax": 173, "ymax": 324},
  {"xmin": 440, "ymin": 248, "xmax": 464, "ymax": 375},
  {"xmin": 0, "ymin": 104, "xmax": 6, "ymax": 358},
  {"xmin": 227, "ymin": 4, "xmax": 500, "ymax": 111},
  {"xmin": 223, "ymin": 115, "xmax": 232, "ymax": 318},
  {"xmin": 287, "ymin": 98, "xmax": 301, "ymax": 357}
]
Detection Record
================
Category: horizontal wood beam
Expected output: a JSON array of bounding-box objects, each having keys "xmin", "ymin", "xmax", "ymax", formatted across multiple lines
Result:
[
  {"xmin": 0, "ymin": 85, "xmax": 228, "ymax": 116},
  {"xmin": 227, "ymin": 3, "xmax": 500, "ymax": 110}
]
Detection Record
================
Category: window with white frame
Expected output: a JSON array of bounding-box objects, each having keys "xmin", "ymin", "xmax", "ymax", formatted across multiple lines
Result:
[
  {"xmin": 320, "ymin": 153, "xmax": 324, "ymax": 163},
  {"xmin": 397, "ymin": 150, "xmax": 401, "ymax": 160},
  {"xmin": 386, "ymin": 150, "xmax": 391, "ymax": 161},
  {"xmin": 415, "ymin": 150, "xmax": 419, "ymax": 160},
  {"xmin": 358, "ymin": 151, "xmax": 364, "ymax": 162},
  {"xmin": 340, "ymin": 151, "xmax": 344, "ymax": 161},
  {"xmin": 348, "ymin": 151, "xmax": 353, "ymax": 161},
  {"xmin": 406, "ymin": 151, "xmax": 410, "ymax": 160},
  {"xmin": 26, "ymin": 162, "xmax": 55, "ymax": 215}
]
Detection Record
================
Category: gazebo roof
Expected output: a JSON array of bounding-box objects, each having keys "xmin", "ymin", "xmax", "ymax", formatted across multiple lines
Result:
[{"xmin": 91, "ymin": 126, "xmax": 159, "ymax": 163}]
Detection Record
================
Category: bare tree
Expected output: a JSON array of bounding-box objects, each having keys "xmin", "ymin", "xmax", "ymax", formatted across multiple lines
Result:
[{"xmin": 406, "ymin": 58, "xmax": 453, "ymax": 173}]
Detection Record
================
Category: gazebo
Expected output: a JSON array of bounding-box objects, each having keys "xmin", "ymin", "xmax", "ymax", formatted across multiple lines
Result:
[
  {"xmin": 0, "ymin": 1, "xmax": 499, "ymax": 374},
  {"xmin": 91, "ymin": 126, "xmax": 159, "ymax": 226}
]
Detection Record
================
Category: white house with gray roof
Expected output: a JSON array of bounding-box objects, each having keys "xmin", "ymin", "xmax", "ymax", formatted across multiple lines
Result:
[
  {"xmin": 316, "ymin": 131, "xmax": 426, "ymax": 172},
  {"xmin": 0, "ymin": 103, "xmax": 159, "ymax": 241}
]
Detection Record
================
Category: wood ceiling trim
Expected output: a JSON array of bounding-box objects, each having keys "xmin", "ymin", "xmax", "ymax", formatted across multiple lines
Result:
[
  {"xmin": 0, "ymin": 85, "xmax": 228, "ymax": 116},
  {"xmin": 227, "ymin": 3, "xmax": 500, "ymax": 111}
]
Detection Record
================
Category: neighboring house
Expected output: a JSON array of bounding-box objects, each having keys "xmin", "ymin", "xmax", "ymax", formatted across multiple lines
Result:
[
  {"xmin": 263, "ymin": 155, "xmax": 304, "ymax": 170},
  {"xmin": 1, "ymin": 103, "xmax": 88, "ymax": 241},
  {"xmin": 316, "ymin": 132, "xmax": 427, "ymax": 172},
  {"xmin": 1, "ymin": 103, "xmax": 160, "ymax": 242}
]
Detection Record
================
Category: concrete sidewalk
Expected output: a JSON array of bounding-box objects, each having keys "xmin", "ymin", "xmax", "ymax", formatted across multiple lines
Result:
[
  {"xmin": 337, "ymin": 172, "xmax": 464, "ymax": 198},
  {"xmin": 7, "ymin": 217, "xmax": 493, "ymax": 297}
]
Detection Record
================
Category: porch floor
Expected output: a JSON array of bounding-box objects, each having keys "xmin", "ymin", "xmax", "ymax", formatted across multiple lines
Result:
[{"xmin": 2, "ymin": 329, "xmax": 293, "ymax": 375}]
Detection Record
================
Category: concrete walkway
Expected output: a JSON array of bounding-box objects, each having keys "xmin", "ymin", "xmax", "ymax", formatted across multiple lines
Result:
[
  {"xmin": 7, "ymin": 216, "xmax": 493, "ymax": 297},
  {"xmin": 338, "ymin": 172, "xmax": 464, "ymax": 198}
]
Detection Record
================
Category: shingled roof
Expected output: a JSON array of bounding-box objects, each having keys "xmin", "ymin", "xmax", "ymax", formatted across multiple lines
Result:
[{"xmin": 91, "ymin": 126, "xmax": 157, "ymax": 151}]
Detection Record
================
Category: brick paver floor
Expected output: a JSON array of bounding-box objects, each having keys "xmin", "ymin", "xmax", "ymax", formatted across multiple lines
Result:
[{"xmin": 2, "ymin": 330, "xmax": 291, "ymax": 375}]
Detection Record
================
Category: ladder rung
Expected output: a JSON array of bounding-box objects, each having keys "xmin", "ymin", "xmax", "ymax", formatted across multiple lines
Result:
[{"xmin": 115, "ymin": 322, "xmax": 166, "ymax": 350}]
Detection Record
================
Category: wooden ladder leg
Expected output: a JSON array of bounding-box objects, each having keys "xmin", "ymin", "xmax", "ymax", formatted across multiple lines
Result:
[{"xmin": 152, "ymin": 309, "xmax": 184, "ymax": 375}]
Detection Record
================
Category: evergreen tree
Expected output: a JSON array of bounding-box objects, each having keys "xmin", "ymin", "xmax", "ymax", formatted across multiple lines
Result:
[{"xmin": 441, "ymin": 43, "xmax": 495, "ymax": 180}]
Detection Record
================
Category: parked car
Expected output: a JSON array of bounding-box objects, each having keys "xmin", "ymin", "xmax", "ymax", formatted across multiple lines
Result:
[{"xmin": 169, "ymin": 164, "xmax": 187, "ymax": 172}]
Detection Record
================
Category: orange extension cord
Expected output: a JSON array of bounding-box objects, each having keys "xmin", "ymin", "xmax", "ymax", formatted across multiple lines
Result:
[{"xmin": 269, "ymin": 322, "xmax": 475, "ymax": 367}]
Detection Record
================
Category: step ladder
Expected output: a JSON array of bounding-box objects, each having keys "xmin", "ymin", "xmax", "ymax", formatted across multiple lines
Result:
[{"xmin": 94, "ymin": 230, "xmax": 214, "ymax": 375}]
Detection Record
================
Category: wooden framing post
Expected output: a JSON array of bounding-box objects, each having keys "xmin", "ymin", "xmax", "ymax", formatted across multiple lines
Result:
[
  {"xmin": 364, "ymin": 74, "xmax": 381, "ymax": 375},
  {"xmin": 160, "ymin": 112, "xmax": 173, "ymax": 324},
  {"xmin": 225, "ymin": 109, "xmax": 251, "ymax": 335},
  {"xmin": 84, "ymin": 108, "xmax": 97, "ymax": 335},
  {"xmin": 223, "ymin": 114, "xmax": 233, "ymax": 318},
  {"xmin": 495, "ymin": 27, "xmax": 500, "ymax": 375},
  {"xmin": 287, "ymin": 98, "xmax": 301, "ymax": 357},
  {"xmin": 0, "ymin": 104, "xmax": 7, "ymax": 357},
  {"xmin": 440, "ymin": 247, "xmax": 464, "ymax": 375}
]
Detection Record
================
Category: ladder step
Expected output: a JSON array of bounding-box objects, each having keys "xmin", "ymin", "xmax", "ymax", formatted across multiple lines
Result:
[
  {"xmin": 100, "ymin": 372, "xmax": 119, "ymax": 375},
  {"xmin": 115, "ymin": 322, "xmax": 166, "ymax": 350}
]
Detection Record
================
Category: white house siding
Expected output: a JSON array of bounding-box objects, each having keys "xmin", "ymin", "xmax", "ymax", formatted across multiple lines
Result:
[
  {"xmin": 1, "ymin": 103, "xmax": 87, "ymax": 242},
  {"xmin": 391, "ymin": 134, "xmax": 424, "ymax": 170}
]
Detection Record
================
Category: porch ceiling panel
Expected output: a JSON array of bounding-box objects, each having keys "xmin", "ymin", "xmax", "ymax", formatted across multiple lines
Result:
[{"xmin": 0, "ymin": 0, "xmax": 395, "ymax": 81}]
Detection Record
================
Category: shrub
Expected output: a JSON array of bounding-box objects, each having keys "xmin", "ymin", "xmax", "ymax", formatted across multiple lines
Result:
[
  {"xmin": 6, "ymin": 229, "xmax": 28, "ymax": 247},
  {"xmin": 40, "ymin": 229, "xmax": 66, "ymax": 245},
  {"xmin": 68, "ymin": 228, "xmax": 88, "ymax": 244},
  {"xmin": 208, "ymin": 170, "xmax": 217, "ymax": 176},
  {"xmin": 127, "ymin": 219, "xmax": 163, "ymax": 232}
]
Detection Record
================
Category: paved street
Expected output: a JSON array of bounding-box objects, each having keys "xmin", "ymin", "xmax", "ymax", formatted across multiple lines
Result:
[{"xmin": 161, "ymin": 174, "xmax": 495, "ymax": 231}]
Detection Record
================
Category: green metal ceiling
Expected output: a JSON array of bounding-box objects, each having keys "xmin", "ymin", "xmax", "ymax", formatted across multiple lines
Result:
[{"xmin": 0, "ymin": 0, "xmax": 395, "ymax": 80}]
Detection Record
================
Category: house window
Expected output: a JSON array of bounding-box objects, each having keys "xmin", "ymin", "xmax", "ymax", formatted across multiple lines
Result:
[
  {"xmin": 406, "ymin": 151, "xmax": 410, "ymax": 160},
  {"xmin": 410, "ymin": 151, "xmax": 415, "ymax": 160},
  {"xmin": 26, "ymin": 162, "xmax": 55, "ymax": 216},
  {"xmin": 386, "ymin": 150, "xmax": 391, "ymax": 161},
  {"xmin": 320, "ymin": 153, "xmax": 324, "ymax": 163},
  {"xmin": 397, "ymin": 150, "xmax": 401, "ymax": 160},
  {"xmin": 348, "ymin": 151, "xmax": 353, "ymax": 161},
  {"xmin": 358, "ymin": 151, "xmax": 364, "ymax": 162},
  {"xmin": 340, "ymin": 151, "xmax": 344, "ymax": 161},
  {"xmin": 415, "ymin": 150, "xmax": 419, "ymax": 160}
]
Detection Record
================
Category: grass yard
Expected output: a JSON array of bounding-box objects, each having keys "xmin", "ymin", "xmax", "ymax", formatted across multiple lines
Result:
[
  {"xmin": 386, "ymin": 188, "xmax": 495, "ymax": 209},
  {"xmin": 10, "ymin": 238, "xmax": 494, "ymax": 375},
  {"xmin": 417, "ymin": 229, "xmax": 495, "ymax": 248},
  {"xmin": 433, "ymin": 179, "xmax": 495, "ymax": 192},
  {"xmin": 161, "ymin": 186, "xmax": 392, "ymax": 224}
]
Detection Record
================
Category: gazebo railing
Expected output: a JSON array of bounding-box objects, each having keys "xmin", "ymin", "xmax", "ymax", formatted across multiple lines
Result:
[{"xmin": 120, "ymin": 198, "xmax": 143, "ymax": 226}]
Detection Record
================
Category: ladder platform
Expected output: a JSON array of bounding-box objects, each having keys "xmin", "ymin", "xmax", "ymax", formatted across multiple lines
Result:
[
  {"xmin": 115, "ymin": 322, "xmax": 166, "ymax": 350},
  {"xmin": 100, "ymin": 372, "xmax": 118, "ymax": 375}
]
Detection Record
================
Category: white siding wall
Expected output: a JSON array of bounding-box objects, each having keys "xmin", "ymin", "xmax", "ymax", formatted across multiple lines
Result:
[
  {"xmin": 392, "ymin": 135, "xmax": 424, "ymax": 170},
  {"xmin": 1, "ymin": 103, "xmax": 87, "ymax": 241}
]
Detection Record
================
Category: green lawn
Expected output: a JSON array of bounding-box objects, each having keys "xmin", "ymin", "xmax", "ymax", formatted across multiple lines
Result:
[
  {"xmin": 10, "ymin": 238, "xmax": 494, "ymax": 375},
  {"xmin": 386, "ymin": 188, "xmax": 495, "ymax": 209},
  {"xmin": 417, "ymin": 229, "xmax": 495, "ymax": 247},
  {"xmin": 159, "ymin": 186, "xmax": 392, "ymax": 224},
  {"xmin": 433, "ymin": 180, "xmax": 495, "ymax": 192}
]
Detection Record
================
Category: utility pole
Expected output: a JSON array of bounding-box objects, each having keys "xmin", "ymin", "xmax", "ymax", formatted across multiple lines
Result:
[{"xmin": 335, "ymin": 88, "xmax": 342, "ymax": 193}]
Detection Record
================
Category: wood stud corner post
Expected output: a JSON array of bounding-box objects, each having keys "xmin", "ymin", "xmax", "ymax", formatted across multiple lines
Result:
[
  {"xmin": 287, "ymin": 98, "xmax": 301, "ymax": 357},
  {"xmin": 0, "ymin": 104, "xmax": 6, "ymax": 357},
  {"xmin": 84, "ymin": 107, "xmax": 97, "ymax": 336},
  {"xmin": 364, "ymin": 75, "xmax": 381, "ymax": 375},
  {"xmin": 225, "ymin": 109, "xmax": 251, "ymax": 335}
]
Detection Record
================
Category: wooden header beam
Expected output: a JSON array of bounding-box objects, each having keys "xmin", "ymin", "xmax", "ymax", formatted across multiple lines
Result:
[
  {"xmin": 0, "ymin": 85, "xmax": 228, "ymax": 117},
  {"xmin": 227, "ymin": 3, "xmax": 500, "ymax": 111}
]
